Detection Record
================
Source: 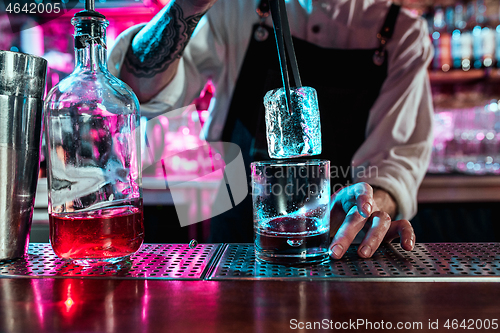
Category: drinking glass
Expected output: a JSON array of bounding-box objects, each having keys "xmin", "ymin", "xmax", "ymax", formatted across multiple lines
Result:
[{"xmin": 251, "ymin": 159, "xmax": 330, "ymax": 264}]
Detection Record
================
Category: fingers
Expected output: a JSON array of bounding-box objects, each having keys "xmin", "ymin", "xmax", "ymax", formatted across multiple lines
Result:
[
  {"xmin": 328, "ymin": 182, "xmax": 414, "ymax": 259},
  {"xmin": 383, "ymin": 219, "xmax": 415, "ymax": 251},
  {"xmin": 353, "ymin": 183, "xmax": 374, "ymax": 218},
  {"xmin": 330, "ymin": 214, "xmax": 415, "ymax": 260},
  {"xmin": 357, "ymin": 211, "xmax": 392, "ymax": 258},
  {"xmin": 329, "ymin": 206, "xmax": 367, "ymax": 259},
  {"xmin": 329, "ymin": 183, "xmax": 375, "ymax": 241},
  {"xmin": 333, "ymin": 183, "xmax": 374, "ymax": 218},
  {"xmin": 356, "ymin": 193, "xmax": 374, "ymax": 218}
]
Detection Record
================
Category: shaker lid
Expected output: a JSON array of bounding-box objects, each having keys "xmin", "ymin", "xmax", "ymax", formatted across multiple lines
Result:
[{"xmin": 0, "ymin": 50, "xmax": 48, "ymax": 98}]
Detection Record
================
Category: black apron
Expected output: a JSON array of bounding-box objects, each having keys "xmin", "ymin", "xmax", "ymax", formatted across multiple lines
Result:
[{"xmin": 209, "ymin": 3, "xmax": 400, "ymax": 243}]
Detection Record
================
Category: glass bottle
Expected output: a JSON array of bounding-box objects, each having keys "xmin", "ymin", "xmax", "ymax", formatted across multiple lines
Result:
[
  {"xmin": 452, "ymin": 2, "xmax": 465, "ymax": 70},
  {"xmin": 44, "ymin": 11, "xmax": 143, "ymax": 265}
]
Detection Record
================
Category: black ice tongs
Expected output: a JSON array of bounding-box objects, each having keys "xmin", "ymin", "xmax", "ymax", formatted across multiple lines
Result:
[{"xmin": 269, "ymin": 0, "xmax": 302, "ymax": 114}]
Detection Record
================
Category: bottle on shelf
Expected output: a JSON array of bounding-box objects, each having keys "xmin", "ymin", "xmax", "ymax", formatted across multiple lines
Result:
[
  {"xmin": 426, "ymin": 0, "xmax": 500, "ymax": 72},
  {"xmin": 481, "ymin": 25, "xmax": 495, "ymax": 68},
  {"xmin": 470, "ymin": 0, "xmax": 492, "ymax": 69},
  {"xmin": 495, "ymin": 3, "xmax": 500, "ymax": 67},
  {"xmin": 432, "ymin": 5, "xmax": 453, "ymax": 72},
  {"xmin": 496, "ymin": 24, "xmax": 500, "ymax": 67},
  {"xmin": 451, "ymin": 2, "xmax": 466, "ymax": 70}
]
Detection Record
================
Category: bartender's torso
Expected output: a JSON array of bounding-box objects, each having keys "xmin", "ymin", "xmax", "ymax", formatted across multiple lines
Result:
[
  {"xmin": 208, "ymin": 0, "xmax": 400, "ymax": 242},
  {"xmin": 201, "ymin": 0, "xmax": 418, "ymax": 141}
]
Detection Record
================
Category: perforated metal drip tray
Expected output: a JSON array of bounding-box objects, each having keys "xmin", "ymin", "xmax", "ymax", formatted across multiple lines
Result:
[
  {"xmin": 0, "ymin": 243, "xmax": 221, "ymax": 280},
  {"xmin": 2, "ymin": 243, "xmax": 500, "ymax": 281},
  {"xmin": 206, "ymin": 243, "xmax": 500, "ymax": 281}
]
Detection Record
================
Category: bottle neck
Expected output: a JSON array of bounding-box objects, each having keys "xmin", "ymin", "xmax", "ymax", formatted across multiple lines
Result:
[
  {"xmin": 72, "ymin": 16, "xmax": 109, "ymax": 73},
  {"xmin": 75, "ymin": 43, "xmax": 107, "ymax": 72}
]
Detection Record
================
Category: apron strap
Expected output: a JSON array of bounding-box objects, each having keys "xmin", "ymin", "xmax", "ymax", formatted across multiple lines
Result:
[
  {"xmin": 374, "ymin": 3, "xmax": 401, "ymax": 65},
  {"xmin": 379, "ymin": 3, "xmax": 401, "ymax": 40},
  {"xmin": 256, "ymin": 0, "xmax": 270, "ymax": 18}
]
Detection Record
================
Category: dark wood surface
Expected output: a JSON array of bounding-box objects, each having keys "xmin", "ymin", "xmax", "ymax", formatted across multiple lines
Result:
[{"xmin": 0, "ymin": 278, "xmax": 499, "ymax": 333}]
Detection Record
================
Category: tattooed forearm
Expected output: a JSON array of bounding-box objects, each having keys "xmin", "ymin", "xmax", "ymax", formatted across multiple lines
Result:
[{"xmin": 124, "ymin": 2, "xmax": 205, "ymax": 78}]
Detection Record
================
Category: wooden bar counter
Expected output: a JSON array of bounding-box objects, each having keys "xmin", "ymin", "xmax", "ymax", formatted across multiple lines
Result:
[{"xmin": 418, "ymin": 175, "xmax": 500, "ymax": 203}]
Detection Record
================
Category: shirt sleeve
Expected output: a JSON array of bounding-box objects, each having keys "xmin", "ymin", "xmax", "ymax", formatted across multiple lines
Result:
[
  {"xmin": 107, "ymin": 3, "xmax": 227, "ymax": 118},
  {"xmin": 351, "ymin": 11, "xmax": 434, "ymax": 220}
]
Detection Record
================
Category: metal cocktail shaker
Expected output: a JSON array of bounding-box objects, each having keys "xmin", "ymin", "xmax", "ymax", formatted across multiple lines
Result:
[{"xmin": 0, "ymin": 50, "xmax": 47, "ymax": 260}]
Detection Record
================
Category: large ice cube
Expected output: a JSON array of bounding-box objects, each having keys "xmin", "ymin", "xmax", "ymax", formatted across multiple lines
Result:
[{"xmin": 264, "ymin": 86, "xmax": 322, "ymax": 159}]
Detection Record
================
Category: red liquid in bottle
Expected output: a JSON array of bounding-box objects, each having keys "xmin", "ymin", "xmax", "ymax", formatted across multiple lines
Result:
[{"xmin": 49, "ymin": 205, "xmax": 144, "ymax": 261}]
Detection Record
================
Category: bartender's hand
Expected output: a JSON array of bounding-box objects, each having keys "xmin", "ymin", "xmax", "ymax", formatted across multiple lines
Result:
[{"xmin": 329, "ymin": 183, "xmax": 415, "ymax": 259}]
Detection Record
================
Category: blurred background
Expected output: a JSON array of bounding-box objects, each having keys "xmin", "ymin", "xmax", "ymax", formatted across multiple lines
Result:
[{"xmin": 1, "ymin": 0, "xmax": 500, "ymax": 243}]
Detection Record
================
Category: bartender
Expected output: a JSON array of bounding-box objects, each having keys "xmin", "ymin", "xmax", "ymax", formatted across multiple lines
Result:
[{"xmin": 109, "ymin": 0, "xmax": 433, "ymax": 259}]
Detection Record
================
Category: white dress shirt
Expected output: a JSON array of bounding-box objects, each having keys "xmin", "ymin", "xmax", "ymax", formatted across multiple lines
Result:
[{"xmin": 108, "ymin": 0, "xmax": 434, "ymax": 220}]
